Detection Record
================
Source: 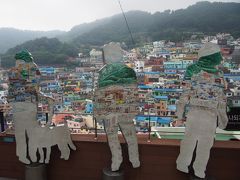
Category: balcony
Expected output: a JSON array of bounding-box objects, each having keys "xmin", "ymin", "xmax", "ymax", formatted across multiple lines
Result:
[{"xmin": 0, "ymin": 133, "xmax": 240, "ymax": 180}]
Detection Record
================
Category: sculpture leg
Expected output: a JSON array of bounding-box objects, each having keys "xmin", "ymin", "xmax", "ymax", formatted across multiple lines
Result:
[
  {"xmin": 176, "ymin": 110, "xmax": 199, "ymax": 173},
  {"xmin": 38, "ymin": 148, "xmax": 44, "ymax": 163},
  {"xmin": 178, "ymin": 108, "xmax": 217, "ymax": 178},
  {"xmin": 57, "ymin": 144, "xmax": 64, "ymax": 159},
  {"xmin": 192, "ymin": 112, "xmax": 216, "ymax": 178},
  {"xmin": 15, "ymin": 130, "xmax": 30, "ymax": 164},
  {"xmin": 104, "ymin": 117, "xmax": 122, "ymax": 171},
  {"xmin": 118, "ymin": 116, "xmax": 140, "ymax": 168},
  {"xmin": 193, "ymin": 137, "xmax": 214, "ymax": 178},
  {"xmin": 62, "ymin": 144, "xmax": 70, "ymax": 160},
  {"xmin": 57, "ymin": 143, "xmax": 70, "ymax": 160},
  {"xmin": 67, "ymin": 133, "xmax": 76, "ymax": 151},
  {"xmin": 45, "ymin": 147, "xmax": 51, "ymax": 163},
  {"xmin": 176, "ymin": 136, "xmax": 197, "ymax": 173},
  {"xmin": 13, "ymin": 102, "xmax": 38, "ymax": 164},
  {"xmin": 29, "ymin": 145, "xmax": 38, "ymax": 163}
]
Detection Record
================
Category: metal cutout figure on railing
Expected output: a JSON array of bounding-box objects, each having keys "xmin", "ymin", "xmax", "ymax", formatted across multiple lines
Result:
[
  {"xmin": 94, "ymin": 43, "xmax": 140, "ymax": 172},
  {"xmin": 8, "ymin": 50, "xmax": 76, "ymax": 165},
  {"xmin": 176, "ymin": 43, "xmax": 229, "ymax": 179}
]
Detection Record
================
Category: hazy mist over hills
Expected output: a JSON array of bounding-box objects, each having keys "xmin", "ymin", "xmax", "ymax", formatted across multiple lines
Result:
[
  {"xmin": 1, "ymin": 1, "xmax": 240, "ymax": 66},
  {"xmin": 0, "ymin": 28, "xmax": 65, "ymax": 53},
  {"xmin": 66, "ymin": 1, "xmax": 240, "ymax": 46}
]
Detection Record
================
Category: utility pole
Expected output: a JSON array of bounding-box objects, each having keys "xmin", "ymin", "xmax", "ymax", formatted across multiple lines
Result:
[
  {"xmin": 0, "ymin": 111, "xmax": 4, "ymax": 132},
  {"xmin": 91, "ymin": 61, "xmax": 98, "ymax": 139}
]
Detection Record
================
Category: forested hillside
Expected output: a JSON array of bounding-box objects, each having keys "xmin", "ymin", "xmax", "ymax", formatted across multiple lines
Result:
[{"xmin": 2, "ymin": 37, "xmax": 78, "ymax": 67}]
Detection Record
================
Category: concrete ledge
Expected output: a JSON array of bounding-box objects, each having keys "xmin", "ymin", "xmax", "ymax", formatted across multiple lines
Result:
[{"xmin": 0, "ymin": 134, "xmax": 240, "ymax": 180}]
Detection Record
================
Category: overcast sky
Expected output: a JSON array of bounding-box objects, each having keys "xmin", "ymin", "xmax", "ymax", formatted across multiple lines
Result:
[{"xmin": 0, "ymin": 0, "xmax": 239, "ymax": 31}]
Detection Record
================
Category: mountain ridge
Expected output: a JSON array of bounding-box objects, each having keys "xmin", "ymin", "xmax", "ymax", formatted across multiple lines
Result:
[
  {"xmin": 1, "ymin": 1, "xmax": 240, "ymax": 67},
  {"xmin": 68, "ymin": 1, "xmax": 240, "ymax": 46}
]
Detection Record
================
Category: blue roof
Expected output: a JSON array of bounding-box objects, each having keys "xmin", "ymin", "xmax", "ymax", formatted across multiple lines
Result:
[
  {"xmin": 39, "ymin": 67, "xmax": 55, "ymax": 70},
  {"xmin": 165, "ymin": 68, "xmax": 185, "ymax": 70},
  {"xmin": 138, "ymin": 85, "xmax": 153, "ymax": 89},
  {"xmin": 39, "ymin": 67, "xmax": 55, "ymax": 73},
  {"xmin": 224, "ymin": 76, "xmax": 240, "ymax": 81},
  {"xmin": 157, "ymin": 117, "xmax": 172, "ymax": 124},
  {"xmin": 64, "ymin": 102, "xmax": 71, "ymax": 105},
  {"xmin": 224, "ymin": 74, "xmax": 240, "ymax": 76},
  {"xmin": 153, "ymin": 88, "xmax": 183, "ymax": 92},
  {"xmin": 154, "ymin": 96, "xmax": 168, "ymax": 100},
  {"xmin": 48, "ymin": 85, "xmax": 59, "ymax": 88},
  {"xmin": 165, "ymin": 72, "xmax": 177, "ymax": 74},
  {"xmin": 144, "ymin": 72, "xmax": 160, "ymax": 75},
  {"xmin": 135, "ymin": 115, "xmax": 172, "ymax": 124},
  {"xmin": 168, "ymin": 105, "xmax": 176, "ymax": 111}
]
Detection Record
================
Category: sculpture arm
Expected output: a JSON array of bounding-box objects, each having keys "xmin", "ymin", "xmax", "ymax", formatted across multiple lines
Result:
[
  {"xmin": 176, "ymin": 86, "xmax": 192, "ymax": 120},
  {"xmin": 217, "ymin": 101, "xmax": 228, "ymax": 129},
  {"xmin": 216, "ymin": 73, "xmax": 229, "ymax": 129}
]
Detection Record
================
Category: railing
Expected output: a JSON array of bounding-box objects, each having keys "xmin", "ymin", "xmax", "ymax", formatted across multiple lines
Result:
[
  {"xmin": 2, "ymin": 112, "xmax": 240, "ymax": 143},
  {"xmin": 1, "ymin": 132, "xmax": 240, "ymax": 180}
]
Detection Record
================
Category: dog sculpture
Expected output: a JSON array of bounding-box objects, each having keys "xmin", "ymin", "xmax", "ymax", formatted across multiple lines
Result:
[{"xmin": 13, "ymin": 101, "xmax": 76, "ymax": 164}]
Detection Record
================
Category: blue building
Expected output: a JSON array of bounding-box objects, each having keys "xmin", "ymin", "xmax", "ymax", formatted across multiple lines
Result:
[
  {"xmin": 153, "ymin": 88, "xmax": 183, "ymax": 97},
  {"xmin": 39, "ymin": 67, "xmax": 55, "ymax": 75},
  {"xmin": 163, "ymin": 60, "xmax": 193, "ymax": 73},
  {"xmin": 85, "ymin": 102, "xmax": 93, "ymax": 114},
  {"xmin": 135, "ymin": 115, "xmax": 172, "ymax": 130}
]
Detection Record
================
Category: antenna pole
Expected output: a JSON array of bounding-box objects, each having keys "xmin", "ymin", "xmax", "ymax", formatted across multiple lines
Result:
[{"xmin": 118, "ymin": 0, "xmax": 135, "ymax": 46}]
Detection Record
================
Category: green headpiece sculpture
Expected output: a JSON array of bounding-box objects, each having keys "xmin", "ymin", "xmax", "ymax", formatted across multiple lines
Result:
[
  {"xmin": 15, "ymin": 50, "xmax": 34, "ymax": 63},
  {"xmin": 98, "ymin": 63, "xmax": 137, "ymax": 88},
  {"xmin": 184, "ymin": 42, "xmax": 222, "ymax": 80}
]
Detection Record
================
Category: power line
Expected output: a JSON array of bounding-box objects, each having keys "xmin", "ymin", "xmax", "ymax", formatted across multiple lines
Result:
[{"xmin": 117, "ymin": 0, "xmax": 135, "ymax": 46}]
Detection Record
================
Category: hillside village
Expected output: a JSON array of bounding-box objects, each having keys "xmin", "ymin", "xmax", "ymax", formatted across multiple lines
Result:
[{"xmin": 1, "ymin": 33, "xmax": 240, "ymax": 135}]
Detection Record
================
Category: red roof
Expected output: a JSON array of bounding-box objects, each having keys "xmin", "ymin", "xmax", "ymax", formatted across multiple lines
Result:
[{"xmin": 52, "ymin": 113, "xmax": 74, "ymax": 124}]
